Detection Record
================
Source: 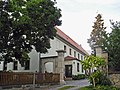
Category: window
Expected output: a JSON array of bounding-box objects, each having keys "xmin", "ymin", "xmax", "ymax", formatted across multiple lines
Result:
[
  {"xmin": 13, "ymin": 61, "xmax": 18, "ymax": 70},
  {"xmin": 78, "ymin": 53, "xmax": 80, "ymax": 59},
  {"xmin": 74, "ymin": 51, "xmax": 76, "ymax": 57},
  {"xmin": 81, "ymin": 55, "xmax": 83, "ymax": 60},
  {"xmin": 25, "ymin": 60, "xmax": 30, "ymax": 70},
  {"xmin": 77, "ymin": 63, "xmax": 79, "ymax": 72},
  {"xmin": 3, "ymin": 62, "xmax": 7, "ymax": 70},
  {"xmin": 82, "ymin": 65, "xmax": 84, "ymax": 73},
  {"xmin": 64, "ymin": 45, "xmax": 66, "ymax": 51},
  {"xmin": 69, "ymin": 48, "xmax": 72, "ymax": 55}
]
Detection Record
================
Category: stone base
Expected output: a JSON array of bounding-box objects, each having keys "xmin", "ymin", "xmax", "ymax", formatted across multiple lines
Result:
[
  {"xmin": 60, "ymin": 80, "xmax": 66, "ymax": 85},
  {"xmin": 109, "ymin": 74, "xmax": 120, "ymax": 88}
]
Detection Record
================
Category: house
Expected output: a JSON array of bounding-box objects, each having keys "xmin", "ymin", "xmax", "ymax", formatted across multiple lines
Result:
[
  {"xmin": 40, "ymin": 27, "xmax": 88, "ymax": 77},
  {"xmin": 0, "ymin": 27, "xmax": 88, "ymax": 76}
]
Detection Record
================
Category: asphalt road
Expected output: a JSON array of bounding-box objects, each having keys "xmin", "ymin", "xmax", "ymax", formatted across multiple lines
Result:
[
  {"xmin": 2, "ymin": 79, "xmax": 90, "ymax": 90},
  {"xmin": 41, "ymin": 79, "xmax": 90, "ymax": 90}
]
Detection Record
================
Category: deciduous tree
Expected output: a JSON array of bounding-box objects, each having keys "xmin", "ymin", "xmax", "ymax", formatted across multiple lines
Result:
[
  {"xmin": 80, "ymin": 55, "xmax": 105, "ymax": 87},
  {"xmin": 107, "ymin": 21, "xmax": 120, "ymax": 71},
  {"xmin": 0, "ymin": 0, "xmax": 61, "ymax": 66}
]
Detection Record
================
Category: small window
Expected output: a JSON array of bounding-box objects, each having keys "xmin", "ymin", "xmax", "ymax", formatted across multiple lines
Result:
[
  {"xmin": 13, "ymin": 61, "xmax": 18, "ymax": 70},
  {"xmin": 81, "ymin": 55, "xmax": 83, "ymax": 60},
  {"xmin": 64, "ymin": 45, "xmax": 66, "ymax": 51},
  {"xmin": 3, "ymin": 62, "xmax": 7, "ymax": 70},
  {"xmin": 74, "ymin": 51, "xmax": 76, "ymax": 57},
  {"xmin": 78, "ymin": 53, "xmax": 80, "ymax": 59},
  {"xmin": 69, "ymin": 48, "xmax": 72, "ymax": 55},
  {"xmin": 25, "ymin": 60, "xmax": 30, "ymax": 70},
  {"xmin": 82, "ymin": 65, "xmax": 84, "ymax": 73},
  {"xmin": 77, "ymin": 63, "xmax": 79, "ymax": 72}
]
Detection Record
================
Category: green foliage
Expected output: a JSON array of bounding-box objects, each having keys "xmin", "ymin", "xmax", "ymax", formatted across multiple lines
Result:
[
  {"xmin": 0, "ymin": 0, "xmax": 61, "ymax": 66},
  {"xmin": 106, "ymin": 21, "xmax": 120, "ymax": 71},
  {"xmin": 80, "ymin": 55, "xmax": 106, "ymax": 87},
  {"xmin": 79, "ymin": 85, "xmax": 94, "ymax": 90},
  {"xmin": 72, "ymin": 74, "xmax": 86, "ymax": 80},
  {"xmin": 80, "ymin": 55, "xmax": 105, "ymax": 75},
  {"xmin": 88, "ymin": 70, "xmax": 111, "ymax": 86},
  {"xmin": 79, "ymin": 85, "xmax": 120, "ymax": 90},
  {"xmin": 58, "ymin": 86, "xmax": 75, "ymax": 90}
]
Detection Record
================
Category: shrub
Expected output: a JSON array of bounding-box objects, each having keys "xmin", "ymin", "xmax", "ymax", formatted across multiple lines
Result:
[
  {"xmin": 72, "ymin": 74, "xmax": 86, "ymax": 80},
  {"xmin": 88, "ymin": 70, "xmax": 111, "ymax": 86},
  {"xmin": 79, "ymin": 85, "xmax": 120, "ymax": 90},
  {"xmin": 95, "ymin": 85, "xmax": 120, "ymax": 90}
]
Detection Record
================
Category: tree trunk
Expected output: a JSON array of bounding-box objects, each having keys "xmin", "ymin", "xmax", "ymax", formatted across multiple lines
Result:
[{"xmin": 92, "ymin": 77, "xmax": 96, "ymax": 87}]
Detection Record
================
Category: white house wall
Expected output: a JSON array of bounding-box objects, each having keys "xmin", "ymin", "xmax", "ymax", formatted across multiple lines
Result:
[
  {"xmin": 72, "ymin": 60, "xmax": 84, "ymax": 75},
  {"xmin": 29, "ymin": 47, "xmax": 39, "ymax": 72},
  {"xmin": 41, "ymin": 37, "xmax": 85, "ymax": 75},
  {"xmin": 41, "ymin": 37, "xmax": 85, "ymax": 60},
  {"xmin": 64, "ymin": 60, "xmax": 84, "ymax": 76},
  {"xmin": 0, "ymin": 47, "xmax": 40, "ymax": 72},
  {"xmin": 0, "ymin": 61, "xmax": 4, "ymax": 71}
]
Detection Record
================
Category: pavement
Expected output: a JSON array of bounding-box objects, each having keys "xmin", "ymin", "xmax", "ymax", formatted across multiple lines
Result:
[
  {"xmin": 49, "ymin": 79, "xmax": 90, "ymax": 90},
  {"xmin": 1, "ymin": 79, "xmax": 90, "ymax": 90}
]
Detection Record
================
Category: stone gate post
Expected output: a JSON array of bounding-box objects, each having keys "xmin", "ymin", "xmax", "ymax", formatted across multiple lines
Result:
[{"xmin": 56, "ymin": 50, "xmax": 66, "ymax": 85}]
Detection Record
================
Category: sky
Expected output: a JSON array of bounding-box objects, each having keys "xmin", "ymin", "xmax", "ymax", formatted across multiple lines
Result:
[{"xmin": 55, "ymin": 0, "xmax": 120, "ymax": 54}]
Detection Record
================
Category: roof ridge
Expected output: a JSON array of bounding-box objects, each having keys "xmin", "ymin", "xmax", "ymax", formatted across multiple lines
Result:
[{"xmin": 55, "ymin": 27, "xmax": 89, "ymax": 55}]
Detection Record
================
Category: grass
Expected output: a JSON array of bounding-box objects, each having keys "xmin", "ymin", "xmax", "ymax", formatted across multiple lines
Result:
[
  {"xmin": 79, "ymin": 85, "xmax": 120, "ymax": 90},
  {"xmin": 79, "ymin": 86, "xmax": 93, "ymax": 90},
  {"xmin": 58, "ymin": 86, "xmax": 76, "ymax": 90}
]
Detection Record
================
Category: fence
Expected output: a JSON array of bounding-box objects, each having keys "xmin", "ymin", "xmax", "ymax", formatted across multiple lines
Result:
[{"xmin": 0, "ymin": 72, "xmax": 60, "ymax": 86}]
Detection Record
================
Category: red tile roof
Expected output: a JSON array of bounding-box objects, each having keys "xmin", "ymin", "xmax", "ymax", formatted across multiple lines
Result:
[
  {"xmin": 55, "ymin": 27, "xmax": 89, "ymax": 55},
  {"xmin": 64, "ymin": 56, "xmax": 78, "ymax": 61}
]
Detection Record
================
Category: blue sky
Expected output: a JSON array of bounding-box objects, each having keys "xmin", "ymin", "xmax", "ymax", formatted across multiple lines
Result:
[{"xmin": 56, "ymin": 0, "xmax": 120, "ymax": 54}]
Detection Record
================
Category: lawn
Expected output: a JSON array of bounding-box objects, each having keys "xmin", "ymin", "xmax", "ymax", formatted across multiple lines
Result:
[
  {"xmin": 79, "ymin": 85, "xmax": 120, "ymax": 90},
  {"xmin": 58, "ymin": 86, "xmax": 76, "ymax": 90}
]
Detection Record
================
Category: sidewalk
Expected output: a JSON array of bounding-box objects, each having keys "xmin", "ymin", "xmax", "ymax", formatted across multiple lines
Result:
[{"xmin": 2, "ymin": 79, "xmax": 90, "ymax": 90}]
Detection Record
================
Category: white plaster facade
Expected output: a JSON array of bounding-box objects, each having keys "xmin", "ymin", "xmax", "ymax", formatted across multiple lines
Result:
[{"xmin": 64, "ymin": 60, "xmax": 85, "ymax": 75}]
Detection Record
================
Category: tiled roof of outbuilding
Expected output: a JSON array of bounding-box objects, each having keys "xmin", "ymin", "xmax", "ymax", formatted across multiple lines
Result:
[
  {"xmin": 64, "ymin": 56, "xmax": 78, "ymax": 61},
  {"xmin": 55, "ymin": 27, "xmax": 89, "ymax": 55}
]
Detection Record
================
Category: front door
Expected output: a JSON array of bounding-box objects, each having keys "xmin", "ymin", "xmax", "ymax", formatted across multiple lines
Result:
[{"xmin": 65, "ymin": 65, "xmax": 72, "ymax": 77}]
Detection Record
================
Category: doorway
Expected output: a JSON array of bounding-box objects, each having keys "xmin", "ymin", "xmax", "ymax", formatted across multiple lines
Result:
[{"xmin": 65, "ymin": 65, "xmax": 72, "ymax": 77}]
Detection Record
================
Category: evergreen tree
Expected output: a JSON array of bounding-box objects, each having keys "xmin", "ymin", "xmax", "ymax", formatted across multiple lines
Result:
[{"xmin": 88, "ymin": 14, "xmax": 107, "ymax": 50}]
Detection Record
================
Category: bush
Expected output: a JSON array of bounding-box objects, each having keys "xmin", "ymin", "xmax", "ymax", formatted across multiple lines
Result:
[
  {"xmin": 80, "ymin": 85, "xmax": 120, "ymax": 90},
  {"xmin": 88, "ymin": 70, "xmax": 111, "ymax": 86},
  {"xmin": 95, "ymin": 85, "xmax": 120, "ymax": 90},
  {"xmin": 72, "ymin": 74, "xmax": 86, "ymax": 80}
]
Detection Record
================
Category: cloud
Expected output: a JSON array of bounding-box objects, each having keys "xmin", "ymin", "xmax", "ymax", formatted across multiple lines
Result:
[
  {"xmin": 74, "ymin": 0, "xmax": 120, "ymax": 5},
  {"xmin": 56, "ymin": 0, "xmax": 120, "ymax": 52},
  {"xmin": 56, "ymin": 0, "xmax": 120, "ymax": 13}
]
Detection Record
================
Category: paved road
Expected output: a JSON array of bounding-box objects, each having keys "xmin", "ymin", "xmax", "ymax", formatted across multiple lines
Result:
[
  {"xmin": 3, "ymin": 79, "xmax": 90, "ymax": 90},
  {"xmin": 40, "ymin": 79, "xmax": 90, "ymax": 90}
]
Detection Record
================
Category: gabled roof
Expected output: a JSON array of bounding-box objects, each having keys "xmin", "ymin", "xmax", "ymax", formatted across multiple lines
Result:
[
  {"xmin": 64, "ymin": 56, "xmax": 78, "ymax": 61},
  {"xmin": 55, "ymin": 27, "xmax": 89, "ymax": 55}
]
